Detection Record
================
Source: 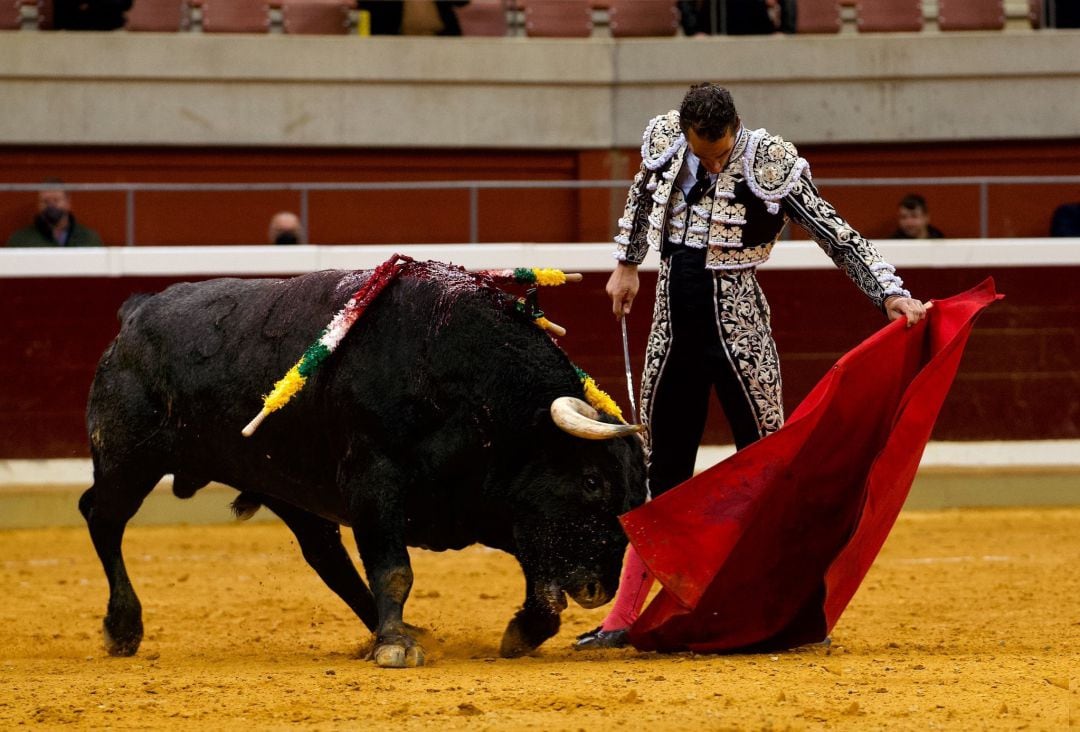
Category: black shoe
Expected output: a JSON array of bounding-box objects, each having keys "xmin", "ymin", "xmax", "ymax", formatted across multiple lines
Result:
[{"xmin": 573, "ymin": 626, "xmax": 629, "ymax": 650}]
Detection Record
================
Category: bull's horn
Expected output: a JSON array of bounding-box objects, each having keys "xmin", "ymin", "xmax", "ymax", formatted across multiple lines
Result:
[{"xmin": 549, "ymin": 397, "xmax": 642, "ymax": 440}]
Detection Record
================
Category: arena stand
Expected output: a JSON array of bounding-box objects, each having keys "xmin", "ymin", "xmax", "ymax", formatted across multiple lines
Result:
[
  {"xmin": 0, "ymin": 23, "xmax": 1077, "ymax": 513},
  {"xmin": 1, "ymin": 0, "xmax": 1061, "ymax": 34}
]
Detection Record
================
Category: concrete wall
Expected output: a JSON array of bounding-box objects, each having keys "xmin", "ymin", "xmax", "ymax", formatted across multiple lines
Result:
[{"xmin": 1, "ymin": 31, "xmax": 1079, "ymax": 148}]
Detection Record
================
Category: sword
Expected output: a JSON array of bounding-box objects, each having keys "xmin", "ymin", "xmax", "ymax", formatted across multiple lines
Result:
[{"xmin": 620, "ymin": 315, "xmax": 638, "ymax": 424}]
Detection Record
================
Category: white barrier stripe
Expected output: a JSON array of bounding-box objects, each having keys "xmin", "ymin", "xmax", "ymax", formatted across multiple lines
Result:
[
  {"xmin": 694, "ymin": 439, "xmax": 1080, "ymax": 476},
  {"xmin": 3, "ymin": 440, "xmax": 1078, "ymax": 487},
  {"xmin": 2, "ymin": 239, "xmax": 1079, "ymax": 277}
]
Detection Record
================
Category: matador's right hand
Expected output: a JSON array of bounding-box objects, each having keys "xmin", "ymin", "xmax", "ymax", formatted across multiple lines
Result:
[{"xmin": 606, "ymin": 263, "xmax": 640, "ymax": 319}]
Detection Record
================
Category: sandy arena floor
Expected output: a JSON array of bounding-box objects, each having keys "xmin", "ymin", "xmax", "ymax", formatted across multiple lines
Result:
[{"xmin": 1, "ymin": 507, "xmax": 1077, "ymax": 730}]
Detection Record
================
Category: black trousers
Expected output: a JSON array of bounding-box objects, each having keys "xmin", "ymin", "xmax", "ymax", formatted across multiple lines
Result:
[{"xmin": 640, "ymin": 247, "xmax": 785, "ymax": 498}]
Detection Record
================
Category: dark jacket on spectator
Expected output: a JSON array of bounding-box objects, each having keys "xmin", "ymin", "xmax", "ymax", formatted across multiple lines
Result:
[
  {"xmin": 7, "ymin": 214, "xmax": 103, "ymax": 247},
  {"xmin": 891, "ymin": 225, "xmax": 945, "ymax": 240},
  {"xmin": 357, "ymin": 0, "xmax": 466, "ymax": 35},
  {"xmin": 1050, "ymin": 203, "xmax": 1080, "ymax": 236},
  {"xmin": 52, "ymin": 0, "xmax": 132, "ymax": 30},
  {"xmin": 680, "ymin": 0, "xmax": 794, "ymax": 36}
]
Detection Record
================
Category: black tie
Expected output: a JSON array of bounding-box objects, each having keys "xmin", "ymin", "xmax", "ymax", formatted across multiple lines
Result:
[{"xmin": 685, "ymin": 161, "xmax": 713, "ymax": 206}]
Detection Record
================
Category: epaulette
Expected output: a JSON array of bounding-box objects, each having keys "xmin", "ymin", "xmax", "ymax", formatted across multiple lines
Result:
[
  {"xmin": 640, "ymin": 111, "xmax": 686, "ymax": 171},
  {"xmin": 742, "ymin": 128, "xmax": 809, "ymax": 214}
]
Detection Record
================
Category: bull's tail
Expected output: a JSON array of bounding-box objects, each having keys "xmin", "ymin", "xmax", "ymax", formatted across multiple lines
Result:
[{"xmin": 231, "ymin": 492, "xmax": 263, "ymax": 521}]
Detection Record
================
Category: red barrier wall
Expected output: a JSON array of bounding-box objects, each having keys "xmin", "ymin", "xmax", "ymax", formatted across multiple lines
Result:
[
  {"xmin": 2, "ymin": 139, "xmax": 1079, "ymax": 246},
  {"xmin": 1, "ymin": 265, "xmax": 1075, "ymax": 459}
]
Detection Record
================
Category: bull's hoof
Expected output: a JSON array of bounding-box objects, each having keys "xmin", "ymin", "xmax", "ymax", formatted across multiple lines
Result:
[
  {"xmin": 374, "ymin": 643, "xmax": 425, "ymax": 668},
  {"xmin": 102, "ymin": 617, "xmax": 143, "ymax": 657},
  {"xmin": 405, "ymin": 645, "xmax": 425, "ymax": 667},
  {"xmin": 500, "ymin": 610, "xmax": 560, "ymax": 658},
  {"xmin": 499, "ymin": 624, "xmax": 532, "ymax": 658}
]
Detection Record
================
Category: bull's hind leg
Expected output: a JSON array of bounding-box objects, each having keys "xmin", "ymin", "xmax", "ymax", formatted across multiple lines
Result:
[
  {"xmin": 79, "ymin": 466, "xmax": 162, "ymax": 657},
  {"xmin": 254, "ymin": 495, "xmax": 379, "ymax": 633},
  {"xmin": 84, "ymin": 361, "xmax": 173, "ymax": 656}
]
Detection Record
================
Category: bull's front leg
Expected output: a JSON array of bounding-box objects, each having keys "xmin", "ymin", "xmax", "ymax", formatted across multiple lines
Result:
[
  {"xmin": 348, "ymin": 474, "xmax": 425, "ymax": 668},
  {"xmin": 499, "ymin": 575, "xmax": 563, "ymax": 658}
]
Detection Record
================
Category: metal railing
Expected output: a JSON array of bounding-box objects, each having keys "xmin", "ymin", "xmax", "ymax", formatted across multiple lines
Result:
[{"xmin": 3, "ymin": 175, "xmax": 1080, "ymax": 245}]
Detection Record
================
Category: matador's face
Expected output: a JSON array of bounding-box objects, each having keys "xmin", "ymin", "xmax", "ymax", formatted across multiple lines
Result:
[{"xmin": 686, "ymin": 127, "xmax": 738, "ymax": 175}]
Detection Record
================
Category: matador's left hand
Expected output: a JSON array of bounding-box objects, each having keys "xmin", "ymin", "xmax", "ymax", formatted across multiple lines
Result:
[{"xmin": 885, "ymin": 296, "xmax": 928, "ymax": 328}]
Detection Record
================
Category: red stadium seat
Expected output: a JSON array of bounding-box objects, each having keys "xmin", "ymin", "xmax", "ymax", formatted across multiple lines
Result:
[
  {"xmin": 608, "ymin": 0, "xmax": 679, "ymax": 37},
  {"xmin": 522, "ymin": 0, "xmax": 591, "ymax": 37},
  {"xmin": 281, "ymin": 0, "xmax": 350, "ymax": 34},
  {"xmin": 1, "ymin": 0, "xmax": 30, "ymax": 29},
  {"xmin": 197, "ymin": 0, "xmax": 269, "ymax": 33},
  {"xmin": 855, "ymin": 0, "xmax": 922, "ymax": 32},
  {"xmin": 937, "ymin": 0, "xmax": 1005, "ymax": 30},
  {"xmin": 125, "ymin": 0, "xmax": 187, "ymax": 31},
  {"xmin": 795, "ymin": 0, "xmax": 841, "ymax": 33},
  {"xmin": 454, "ymin": 0, "xmax": 509, "ymax": 36}
]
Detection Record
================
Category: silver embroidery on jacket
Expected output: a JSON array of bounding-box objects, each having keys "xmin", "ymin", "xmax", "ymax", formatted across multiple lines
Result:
[{"xmin": 615, "ymin": 114, "xmax": 912, "ymax": 312}]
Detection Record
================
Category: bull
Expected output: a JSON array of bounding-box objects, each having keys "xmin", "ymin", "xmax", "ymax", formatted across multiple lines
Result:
[{"xmin": 80, "ymin": 260, "xmax": 646, "ymax": 667}]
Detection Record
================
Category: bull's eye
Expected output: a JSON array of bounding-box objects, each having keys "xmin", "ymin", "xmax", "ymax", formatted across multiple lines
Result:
[{"xmin": 584, "ymin": 475, "xmax": 602, "ymax": 496}]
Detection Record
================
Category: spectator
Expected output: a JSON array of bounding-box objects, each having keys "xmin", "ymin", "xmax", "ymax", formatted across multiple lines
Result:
[
  {"xmin": 680, "ymin": 0, "xmax": 795, "ymax": 36},
  {"xmin": 892, "ymin": 193, "xmax": 944, "ymax": 240},
  {"xmin": 7, "ymin": 180, "xmax": 103, "ymax": 248},
  {"xmin": 1051, "ymin": 1, "xmax": 1080, "ymax": 27},
  {"xmin": 356, "ymin": 1, "xmax": 466, "ymax": 35},
  {"xmin": 52, "ymin": 0, "xmax": 131, "ymax": 30},
  {"xmin": 1050, "ymin": 202, "xmax": 1080, "ymax": 236},
  {"xmin": 268, "ymin": 211, "xmax": 304, "ymax": 245}
]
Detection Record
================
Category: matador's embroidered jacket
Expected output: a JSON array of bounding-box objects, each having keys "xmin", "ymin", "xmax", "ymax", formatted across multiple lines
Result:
[{"xmin": 613, "ymin": 111, "xmax": 910, "ymax": 310}]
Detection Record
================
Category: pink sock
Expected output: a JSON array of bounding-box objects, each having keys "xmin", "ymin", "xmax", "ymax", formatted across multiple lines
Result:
[{"xmin": 600, "ymin": 545, "xmax": 654, "ymax": 631}]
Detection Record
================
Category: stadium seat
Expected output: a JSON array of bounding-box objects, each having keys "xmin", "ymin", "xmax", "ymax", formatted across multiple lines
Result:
[
  {"xmin": 1, "ymin": 1, "xmax": 29, "ymax": 29},
  {"xmin": 608, "ymin": 0, "xmax": 679, "ymax": 37},
  {"xmin": 196, "ymin": 0, "xmax": 269, "ymax": 33},
  {"xmin": 281, "ymin": 0, "xmax": 350, "ymax": 34},
  {"xmin": 795, "ymin": 0, "xmax": 841, "ymax": 33},
  {"xmin": 125, "ymin": 0, "xmax": 187, "ymax": 31},
  {"xmin": 522, "ymin": 0, "xmax": 591, "ymax": 37},
  {"xmin": 855, "ymin": 0, "xmax": 922, "ymax": 32},
  {"xmin": 454, "ymin": 0, "xmax": 508, "ymax": 36},
  {"xmin": 937, "ymin": 0, "xmax": 1005, "ymax": 30}
]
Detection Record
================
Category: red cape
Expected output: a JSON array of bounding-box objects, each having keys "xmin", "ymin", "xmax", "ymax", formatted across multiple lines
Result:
[{"xmin": 623, "ymin": 279, "xmax": 1001, "ymax": 653}]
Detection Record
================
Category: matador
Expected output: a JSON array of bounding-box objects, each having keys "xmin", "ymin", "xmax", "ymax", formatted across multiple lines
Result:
[{"xmin": 575, "ymin": 83, "xmax": 927, "ymax": 650}]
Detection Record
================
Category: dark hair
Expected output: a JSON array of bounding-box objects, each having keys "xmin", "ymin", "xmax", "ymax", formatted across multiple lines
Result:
[
  {"xmin": 679, "ymin": 83, "xmax": 739, "ymax": 141},
  {"xmin": 899, "ymin": 193, "xmax": 928, "ymax": 212}
]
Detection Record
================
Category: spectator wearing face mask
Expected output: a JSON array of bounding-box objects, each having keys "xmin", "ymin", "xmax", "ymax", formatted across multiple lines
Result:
[
  {"xmin": 891, "ymin": 193, "xmax": 944, "ymax": 240},
  {"xmin": 268, "ymin": 211, "xmax": 304, "ymax": 245},
  {"xmin": 7, "ymin": 179, "xmax": 103, "ymax": 247}
]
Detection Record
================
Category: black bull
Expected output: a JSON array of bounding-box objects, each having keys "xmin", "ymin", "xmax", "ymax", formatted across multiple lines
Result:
[{"xmin": 80, "ymin": 262, "xmax": 647, "ymax": 667}]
